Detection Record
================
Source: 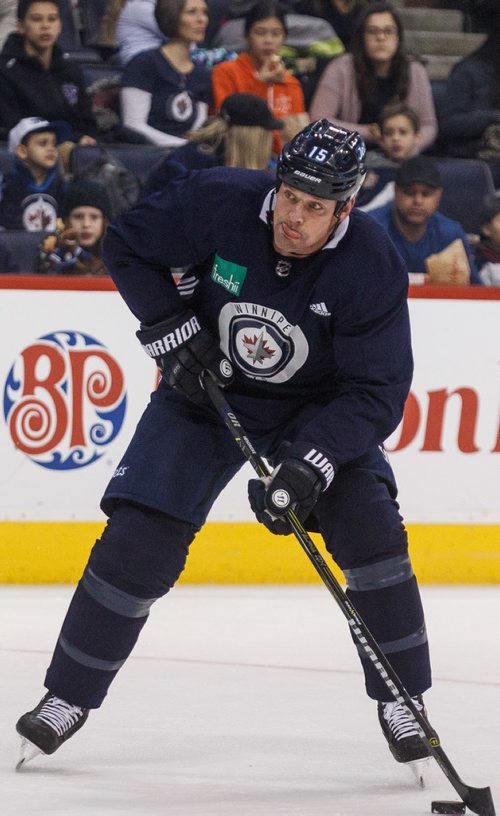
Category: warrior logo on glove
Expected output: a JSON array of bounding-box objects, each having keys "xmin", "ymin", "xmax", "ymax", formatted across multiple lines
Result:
[{"xmin": 137, "ymin": 310, "xmax": 233, "ymax": 404}]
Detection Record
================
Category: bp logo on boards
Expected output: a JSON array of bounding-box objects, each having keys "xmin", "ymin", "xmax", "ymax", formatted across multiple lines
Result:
[{"xmin": 3, "ymin": 330, "xmax": 126, "ymax": 470}]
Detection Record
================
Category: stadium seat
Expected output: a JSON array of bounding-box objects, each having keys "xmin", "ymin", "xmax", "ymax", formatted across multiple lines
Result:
[
  {"xmin": 80, "ymin": 0, "xmax": 107, "ymax": 46},
  {"xmin": 0, "ymin": 231, "xmax": 46, "ymax": 274},
  {"xmin": 437, "ymin": 158, "xmax": 495, "ymax": 234},
  {"xmin": 0, "ymin": 146, "xmax": 14, "ymax": 175}
]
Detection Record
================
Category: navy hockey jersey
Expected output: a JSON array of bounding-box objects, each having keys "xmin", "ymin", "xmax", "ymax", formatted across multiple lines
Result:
[{"xmin": 104, "ymin": 168, "xmax": 413, "ymax": 470}]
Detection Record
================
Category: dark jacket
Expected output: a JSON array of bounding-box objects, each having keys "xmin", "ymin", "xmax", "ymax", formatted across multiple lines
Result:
[
  {"xmin": 0, "ymin": 33, "xmax": 98, "ymax": 141},
  {"xmin": 438, "ymin": 57, "xmax": 500, "ymax": 158},
  {"xmin": 0, "ymin": 159, "xmax": 66, "ymax": 230}
]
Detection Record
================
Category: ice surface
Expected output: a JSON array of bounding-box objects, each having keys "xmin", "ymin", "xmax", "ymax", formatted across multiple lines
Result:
[{"xmin": 1, "ymin": 585, "xmax": 498, "ymax": 816}]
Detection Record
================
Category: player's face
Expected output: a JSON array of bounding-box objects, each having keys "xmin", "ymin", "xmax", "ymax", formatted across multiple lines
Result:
[
  {"xmin": 67, "ymin": 207, "xmax": 105, "ymax": 248},
  {"xmin": 273, "ymin": 184, "xmax": 352, "ymax": 257},
  {"xmin": 21, "ymin": 131, "xmax": 58, "ymax": 170},
  {"xmin": 363, "ymin": 12, "xmax": 399, "ymax": 65},
  {"xmin": 177, "ymin": 0, "xmax": 208, "ymax": 44},
  {"xmin": 247, "ymin": 17, "xmax": 285, "ymax": 66},
  {"xmin": 17, "ymin": 2, "xmax": 61, "ymax": 51},
  {"xmin": 380, "ymin": 115, "xmax": 421, "ymax": 161},
  {"xmin": 394, "ymin": 183, "xmax": 442, "ymax": 226}
]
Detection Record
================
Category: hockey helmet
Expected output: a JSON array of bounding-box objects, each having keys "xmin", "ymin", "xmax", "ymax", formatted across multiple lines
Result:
[{"xmin": 277, "ymin": 119, "xmax": 367, "ymax": 201}]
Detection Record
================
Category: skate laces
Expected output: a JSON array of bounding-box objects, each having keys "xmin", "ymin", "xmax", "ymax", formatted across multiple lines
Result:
[
  {"xmin": 382, "ymin": 697, "xmax": 424, "ymax": 741},
  {"xmin": 36, "ymin": 695, "xmax": 84, "ymax": 737}
]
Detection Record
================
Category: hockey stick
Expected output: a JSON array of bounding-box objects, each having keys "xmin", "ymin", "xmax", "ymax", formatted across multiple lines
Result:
[{"xmin": 202, "ymin": 372, "xmax": 496, "ymax": 816}]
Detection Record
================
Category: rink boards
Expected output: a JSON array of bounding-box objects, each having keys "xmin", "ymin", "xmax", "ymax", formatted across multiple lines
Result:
[{"xmin": 0, "ymin": 277, "xmax": 498, "ymax": 583}]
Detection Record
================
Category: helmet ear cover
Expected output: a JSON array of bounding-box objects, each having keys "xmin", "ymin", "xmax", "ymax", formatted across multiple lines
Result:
[{"xmin": 277, "ymin": 119, "xmax": 367, "ymax": 202}]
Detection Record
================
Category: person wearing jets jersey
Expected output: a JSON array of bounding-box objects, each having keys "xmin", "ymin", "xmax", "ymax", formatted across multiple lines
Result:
[{"xmin": 16, "ymin": 119, "xmax": 433, "ymax": 777}]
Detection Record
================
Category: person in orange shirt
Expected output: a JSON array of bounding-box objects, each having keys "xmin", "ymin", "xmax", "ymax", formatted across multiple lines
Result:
[{"xmin": 211, "ymin": 0, "xmax": 307, "ymax": 153}]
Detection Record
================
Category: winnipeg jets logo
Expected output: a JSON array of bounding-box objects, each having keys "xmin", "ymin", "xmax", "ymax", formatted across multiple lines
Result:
[
  {"xmin": 243, "ymin": 328, "xmax": 276, "ymax": 365},
  {"xmin": 219, "ymin": 302, "xmax": 308, "ymax": 383}
]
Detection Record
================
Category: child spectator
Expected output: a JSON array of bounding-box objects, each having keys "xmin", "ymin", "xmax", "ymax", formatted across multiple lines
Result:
[
  {"xmin": 211, "ymin": 0, "xmax": 306, "ymax": 152},
  {"xmin": 369, "ymin": 156, "xmax": 480, "ymax": 285},
  {"xmin": 0, "ymin": 117, "xmax": 66, "ymax": 230},
  {"xmin": 120, "ymin": 0, "xmax": 212, "ymax": 147},
  {"xmin": 357, "ymin": 102, "xmax": 422, "ymax": 210},
  {"xmin": 475, "ymin": 192, "xmax": 500, "ymax": 286},
  {"xmin": 36, "ymin": 180, "xmax": 112, "ymax": 275},
  {"xmin": 143, "ymin": 92, "xmax": 281, "ymax": 194},
  {"xmin": 0, "ymin": 0, "xmax": 98, "ymax": 144},
  {"xmin": 310, "ymin": 2, "xmax": 437, "ymax": 152}
]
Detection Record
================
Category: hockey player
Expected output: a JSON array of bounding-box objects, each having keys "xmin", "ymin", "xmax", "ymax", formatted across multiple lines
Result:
[{"xmin": 16, "ymin": 120, "xmax": 432, "ymax": 775}]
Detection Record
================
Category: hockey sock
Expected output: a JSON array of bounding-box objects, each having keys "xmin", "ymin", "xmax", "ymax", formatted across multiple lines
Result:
[{"xmin": 45, "ymin": 502, "xmax": 196, "ymax": 708}]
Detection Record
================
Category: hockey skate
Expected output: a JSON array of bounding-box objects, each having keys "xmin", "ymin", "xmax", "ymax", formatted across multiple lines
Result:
[
  {"xmin": 16, "ymin": 692, "xmax": 89, "ymax": 770},
  {"xmin": 378, "ymin": 695, "xmax": 431, "ymax": 788}
]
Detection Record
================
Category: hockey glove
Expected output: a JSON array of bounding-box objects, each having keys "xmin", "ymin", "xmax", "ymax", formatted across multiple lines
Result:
[
  {"xmin": 248, "ymin": 454, "xmax": 329, "ymax": 536},
  {"xmin": 136, "ymin": 310, "xmax": 233, "ymax": 404}
]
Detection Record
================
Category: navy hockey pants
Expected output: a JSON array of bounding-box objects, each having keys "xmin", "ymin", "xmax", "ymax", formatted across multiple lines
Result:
[{"xmin": 45, "ymin": 473, "xmax": 431, "ymax": 709}]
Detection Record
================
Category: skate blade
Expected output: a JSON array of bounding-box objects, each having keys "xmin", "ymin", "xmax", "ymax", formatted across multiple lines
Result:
[
  {"xmin": 407, "ymin": 757, "xmax": 429, "ymax": 789},
  {"xmin": 16, "ymin": 737, "xmax": 43, "ymax": 771}
]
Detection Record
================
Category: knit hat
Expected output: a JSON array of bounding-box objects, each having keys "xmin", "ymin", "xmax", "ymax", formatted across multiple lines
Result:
[
  {"xmin": 395, "ymin": 156, "xmax": 442, "ymax": 189},
  {"xmin": 61, "ymin": 180, "xmax": 113, "ymax": 221},
  {"xmin": 220, "ymin": 93, "xmax": 284, "ymax": 131}
]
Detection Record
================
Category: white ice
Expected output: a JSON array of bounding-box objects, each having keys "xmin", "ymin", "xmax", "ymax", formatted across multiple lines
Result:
[{"xmin": 1, "ymin": 585, "xmax": 499, "ymax": 816}]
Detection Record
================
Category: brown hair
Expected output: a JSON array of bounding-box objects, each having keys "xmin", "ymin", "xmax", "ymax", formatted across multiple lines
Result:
[
  {"xmin": 350, "ymin": 2, "xmax": 409, "ymax": 105},
  {"xmin": 154, "ymin": 0, "xmax": 186, "ymax": 39},
  {"xmin": 378, "ymin": 102, "xmax": 420, "ymax": 134}
]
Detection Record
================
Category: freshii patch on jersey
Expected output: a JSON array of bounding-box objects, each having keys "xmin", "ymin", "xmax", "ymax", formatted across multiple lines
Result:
[{"xmin": 211, "ymin": 254, "xmax": 247, "ymax": 296}]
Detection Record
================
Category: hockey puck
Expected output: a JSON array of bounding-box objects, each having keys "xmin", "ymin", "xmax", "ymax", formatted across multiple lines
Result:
[{"xmin": 431, "ymin": 801, "xmax": 466, "ymax": 814}]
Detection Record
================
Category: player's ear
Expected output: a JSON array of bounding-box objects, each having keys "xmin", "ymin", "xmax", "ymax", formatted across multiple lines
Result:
[{"xmin": 336, "ymin": 197, "xmax": 355, "ymax": 221}]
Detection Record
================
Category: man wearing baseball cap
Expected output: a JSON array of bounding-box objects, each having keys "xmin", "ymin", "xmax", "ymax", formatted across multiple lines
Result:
[
  {"xmin": 0, "ymin": 116, "xmax": 67, "ymax": 231},
  {"xmin": 369, "ymin": 156, "xmax": 480, "ymax": 284}
]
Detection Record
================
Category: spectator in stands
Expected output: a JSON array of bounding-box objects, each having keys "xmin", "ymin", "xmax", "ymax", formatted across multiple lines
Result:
[
  {"xmin": 0, "ymin": 0, "xmax": 16, "ymax": 48},
  {"xmin": 0, "ymin": 117, "xmax": 66, "ymax": 231},
  {"xmin": 36, "ymin": 180, "xmax": 112, "ymax": 275},
  {"xmin": 437, "ymin": 10, "xmax": 500, "ymax": 168},
  {"xmin": 310, "ymin": 2, "xmax": 437, "ymax": 152},
  {"xmin": 211, "ymin": 0, "xmax": 307, "ymax": 152},
  {"xmin": 143, "ymin": 91, "xmax": 281, "ymax": 195},
  {"xmin": 0, "ymin": 235, "xmax": 20, "ymax": 272},
  {"xmin": 475, "ymin": 192, "xmax": 500, "ymax": 286},
  {"xmin": 120, "ymin": 0, "xmax": 212, "ymax": 147},
  {"xmin": 99, "ymin": 0, "xmax": 164, "ymax": 66},
  {"xmin": 294, "ymin": 0, "xmax": 368, "ymax": 48},
  {"xmin": 0, "ymin": 0, "xmax": 98, "ymax": 144},
  {"xmin": 369, "ymin": 156, "xmax": 480, "ymax": 285},
  {"xmin": 357, "ymin": 102, "xmax": 422, "ymax": 209}
]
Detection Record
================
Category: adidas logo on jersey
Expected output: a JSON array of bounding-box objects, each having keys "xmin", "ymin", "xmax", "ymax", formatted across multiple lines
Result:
[{"xmin": 309, "ymin": 302, "xmax": 331, "ymax": 317}]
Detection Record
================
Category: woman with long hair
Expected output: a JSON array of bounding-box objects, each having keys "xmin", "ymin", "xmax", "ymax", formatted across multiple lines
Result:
[
  {"xmin": 211, "ymin": 0, "xmax": 306, "ymax": 152},
  {"xmin": 143, "ymin": 92, "xmax": 281, "ymax": 195},
  {"xmin": 119, "ymin": 0, "xmax": 211, "ymax": 146},
  {"xmin": 310, "ymin": 1, "xmax": 437, "ymax": 152}
]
